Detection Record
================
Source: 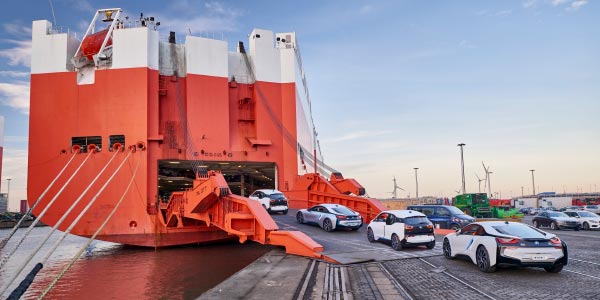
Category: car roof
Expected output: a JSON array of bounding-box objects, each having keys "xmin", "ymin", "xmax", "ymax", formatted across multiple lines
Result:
[
  {"xmin": 318, "ymin": 203, "xmax": 350, "ymax": 209},
  {"xmin": 253, "ymin": 189, "xmax": 282, "ymax": 194},
  {"xmin": 382, "ymin": 210, "xmax": 426, "ymax": 218}
]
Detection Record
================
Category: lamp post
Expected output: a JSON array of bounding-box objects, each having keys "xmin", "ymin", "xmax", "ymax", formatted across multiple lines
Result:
[
  {"xmin": 414, "ymin": 168, "xmax": 419, "ymax": 199},
  {"xmin": 521, "ymin": 186, "xmax": 524, "ymax": 196},
  {"xmin": 530, "ymin": 169, "xmax": 536, "ymax": 195},
  {"xmin": 457, "ymin": 143, "xmax": 466, "ymax": 194},
  {"xmin": 6, "ymin": 178, "xmax": 11, "ymax": 210},
  {"xmin": 488, "ymin": 171, "xmax": 493, "ymax": 198}
]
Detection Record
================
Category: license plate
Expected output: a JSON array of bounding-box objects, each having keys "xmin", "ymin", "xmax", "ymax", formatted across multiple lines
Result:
[{"xmin": 532, "ymin": 256, "xmax": 546, "ymax": 260}]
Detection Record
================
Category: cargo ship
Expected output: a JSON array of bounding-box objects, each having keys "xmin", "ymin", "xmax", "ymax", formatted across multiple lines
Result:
[{"xmin": 28, "ymin": 8, "xmax": 384, "ymax": 256}]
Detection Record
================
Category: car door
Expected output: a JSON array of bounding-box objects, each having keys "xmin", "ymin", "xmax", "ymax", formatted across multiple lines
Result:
[
  {"xmin": 451, "ymin": 224, "xmax": 480, "ymax": 255},
  {"xmin": 304, "ymin": 206, "xmax": 321, "ymax": 224},
  {"xmin": 370, "ymin": 213, "xmax": 388, "ymax": 239},
  {"xmin": 435, "ymin": 207, "xmax": 452, "ymax": 229},
  {"xmin": 383, "ymin": 214, "xmax": 399, "ymax": 240},
  {"xmin": 537, "ymin": 212, "xmax": 549, "ymax": 226}
]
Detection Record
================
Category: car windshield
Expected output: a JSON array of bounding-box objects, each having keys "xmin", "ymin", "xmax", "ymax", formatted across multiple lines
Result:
[
  {"xmin": 492, "ymin": 224, "xmax": 546, "ymax": 238},
  {"xmin": 580, "ymin": 211, "xmax": 599, "ymax": 218},
  {"xmin": 587, "ymin": 205, "xmax": 598, "ymax": 209},
  {"xmin": 548, "ymin": 212, "xmax": 568, "ymax": 218},
  {"xmin": 332, "ymin": 206, "xmax": 354, "ymax": 215},
  {"xmin": 472, "ymin": 194, "xmax": 487, "ymax": 204},
  {"xmin": 404, "ymin": 216, "xmax": 430, "ymax": 225},
  {"xmin": 268, "ymin": 193, "xmax": 286, "ymax": 200},
  {"xmin": 446, "ymin": 206, "xmax": 466, "ymax": 215}
]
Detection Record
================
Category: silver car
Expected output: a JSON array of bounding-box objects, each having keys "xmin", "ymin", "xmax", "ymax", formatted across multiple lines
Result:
[{"xmin": 296, "ymin": 204, "xmax": 363, "ymax": 232}]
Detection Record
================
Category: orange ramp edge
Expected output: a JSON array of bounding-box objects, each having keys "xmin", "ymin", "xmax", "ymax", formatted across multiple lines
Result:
[{"xmin": 267, "ymin": 230, "xmax": 324, "ymax": 259}]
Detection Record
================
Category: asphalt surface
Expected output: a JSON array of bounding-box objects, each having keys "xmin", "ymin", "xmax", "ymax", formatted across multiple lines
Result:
[
  {"xmin": 272, "ymin": 211, "xmax": 600, "ymax": 299},
  {"xmin": 272, "ymin": 209, "xmax": 442, "ymax": 264}
]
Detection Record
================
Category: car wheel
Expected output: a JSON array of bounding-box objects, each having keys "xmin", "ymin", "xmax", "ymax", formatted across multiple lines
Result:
[
  {"xmin": 282, "ymin": 209, "xmax": 288, "ymax": 215},
  {"xmin": 450, "ymin": 224, "xmax": 460, "ymax": 231},
  {"xmin": 550, "ymin": 222, "xmax": 558, "ymax": 230},
  {"xmin": 583, "ymin": 222, "xmax": 590, "ymax": 230},
  {"xmin": 443, "ymin": 238, "xmax": 454, "ymax": 260},
  {"xmin": 544, "ymin": 265, "xmax": 563, "ymax": 273},
  {"xmin": 391, "ymin": 234, "xmax": 403, "ymax": 251},
  {"xmin": 296, "ymin": 212, "xmax": 304, "ymax": 224},
  {"xmin": 367, "ymin": 228, "xmax": 375, "ymax": 243},
  {"xmin": 533, "ymin": 220, "xmax": 539, "ymax": 228},
  {"xmin": 426, "ymin": 240, "xmax": 435, "ymax": 249},
  {"xmin": 476, "ymin": 246, "xmax": 496, "ymax": 273},
  {"xmin": 323, "ymin": 219, "xmax": 333, "ymax": 232}
]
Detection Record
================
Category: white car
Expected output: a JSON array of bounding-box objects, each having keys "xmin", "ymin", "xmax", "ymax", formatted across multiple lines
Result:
[
  {"xmin": 367, "ymin": 210, "xmax": 435, "ymax": 250},
  {"xmin": 296, "ymin": 204, "xmax": 362, "ymax": 232},
  {"xmin": 443, "ymin": 221, "xmax": 568, "ymax": 273},
  {"xmin": 564, "ymin": 210, "xmax": 600, "ymax": 230},
  {"xmin": 583, "ymin": 205, "xmax": 600, "ymax": 214},
  {"xmin": 248, "ymin": 189, "xmax": 289, "ymax": 214}
]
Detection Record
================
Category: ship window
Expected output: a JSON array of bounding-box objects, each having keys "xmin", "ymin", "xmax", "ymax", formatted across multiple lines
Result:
[
  {"xmin": 71, "ymin": 136, "xmax": 102, "ymax": 153},
  {"xmin": 109, "ymin": 135, "xmax": 125, "ymax": 151}
]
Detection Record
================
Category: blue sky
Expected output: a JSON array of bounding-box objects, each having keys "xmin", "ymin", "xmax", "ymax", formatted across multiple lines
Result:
[{"xmin": 0, "ymin": 0, "xmax": 598, "ymax": 209}]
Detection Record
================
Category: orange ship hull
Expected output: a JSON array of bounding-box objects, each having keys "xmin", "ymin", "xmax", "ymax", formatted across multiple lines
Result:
[{"xmin": 28, "ymin": 15, "xmax": 383, "ymax": 249}]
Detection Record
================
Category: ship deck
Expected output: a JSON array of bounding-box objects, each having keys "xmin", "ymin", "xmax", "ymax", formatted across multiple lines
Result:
[{"xmin": 271, "ymin": 209, "xmax": 445, "ymax": 264}]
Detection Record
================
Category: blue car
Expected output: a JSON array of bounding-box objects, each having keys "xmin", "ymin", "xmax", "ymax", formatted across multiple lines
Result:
[{"xmin": 407, "ymin": 205, "xmax": 474, "ymax": 230}]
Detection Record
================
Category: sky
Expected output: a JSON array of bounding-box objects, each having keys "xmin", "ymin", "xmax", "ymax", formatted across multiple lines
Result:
[{"xmin": 0, "ymin": 0, "xmax": 599, "ymax": 210}]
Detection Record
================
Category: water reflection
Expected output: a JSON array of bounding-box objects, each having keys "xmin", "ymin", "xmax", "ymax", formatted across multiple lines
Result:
[{"xmin": 1, "ymin": 227, "xmax": 272, "ymax": 299}]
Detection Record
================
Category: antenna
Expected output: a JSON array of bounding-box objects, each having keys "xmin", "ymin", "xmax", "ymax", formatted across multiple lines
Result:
[
  {"xmin": 391, "ymin": 176, "xmax": 405, "ymax": 199},
  {"xmin": 48, "ymin": 0, "xmax": 58, "ymax": 29}
]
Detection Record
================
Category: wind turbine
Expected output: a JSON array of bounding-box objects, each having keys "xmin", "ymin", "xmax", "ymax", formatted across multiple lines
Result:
[
  {"xmin": 391, "ymin": 176, "xmax": 405, "ymax": 199},
  {"xmin": 475, "ymin": 174, "xmax": 485, "ymax": 193},
  {"xmin": 482, "ymin": 162, "xmax": 492, "ymax": 197}
]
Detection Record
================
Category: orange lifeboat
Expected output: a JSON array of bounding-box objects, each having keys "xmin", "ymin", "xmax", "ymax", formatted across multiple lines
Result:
[{"xmin": 81, "ymin": 28, "xmax": 112, "ymax": 60}]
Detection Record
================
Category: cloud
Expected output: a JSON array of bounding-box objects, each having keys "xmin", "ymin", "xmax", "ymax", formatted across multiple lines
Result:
[
  {"xmin": 154, "ymin": 1, "xmax": 243, "ymax": 36},
  {"xmin": 3, "ymin": 23, "xmax": 32, "ymax": 37},
  {"xmin": 3, "ymin": 135, "xmax": 29, "ymax": 143},
  {"xmin": 360, "ymin": 5, "xmax": 374, "ymax": 14},
  {"xmin": 64, "ymin": 0, "xmax": 94, "ymax": 12},
  {"xmin": 523, "ymin": 0, "xmax": 538, "ymax": 8},
  {"xmin": 0, "ymin": 71, "xmax": 29, "ymax": 78},
  {"xmin": 459, "ymin": 40, "xmax": 476, "ymax": 49},
  {"xmin": 0, "ymin": 39, "xmax": 32, "ymax": 67},
  {"xmin": 524, "ymin": 0, "xmax": 588, "ymax": 11},
  {"xmin": 0, "ymin": 81, "xmax": 30, "ymax": 114},
  {"xmin": 567, "ymin": 0, "xmax": 588, "ymax": 11},
  {"xmin": 496, "ymin": 10, "xmax": 512, "ymax": 16},
  {"xmin": 551, "ymin": 0, "xmax": 570, "ymax": 5}
]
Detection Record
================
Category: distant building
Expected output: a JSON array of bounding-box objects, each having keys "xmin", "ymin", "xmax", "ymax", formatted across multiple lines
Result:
[
  {"xmin": 513, "ymin": 192, "xmax": 600, "ymax": 208},
  {"xmin": 20, "ymin": 200, "xmax": 28, "ymax": 214},
  {"xmin": 0, "ymin": 193, "xmax": 7, "ymax": 213}
]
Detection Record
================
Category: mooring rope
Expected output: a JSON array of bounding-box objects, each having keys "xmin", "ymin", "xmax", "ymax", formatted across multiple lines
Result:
[
  {"xmin": 0, "ymin": 151, "xmax": 79, "ymax": 251},
  {"xmin": 0, "ymin": 150, "xmax": 94, "ymax": 270},
  {"xmin": 40, "ymin": 149, "xmax": 131, "ymax": 264},
  {"xmin": 0, "ymin": 149, "xmax": 122, "ymax": 296},
  {"xmin": 38, "ymin": 150, "xmax": 141, "ymax": 299}
]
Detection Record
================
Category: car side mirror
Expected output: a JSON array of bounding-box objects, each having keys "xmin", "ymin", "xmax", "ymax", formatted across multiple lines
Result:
[{"xmin": 576, "ymin": 216, "xmax": 580, "ymax": 218}]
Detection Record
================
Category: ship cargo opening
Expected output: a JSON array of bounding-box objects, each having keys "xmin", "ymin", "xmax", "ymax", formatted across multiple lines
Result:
[{"xmin": 158, "ymin": 160, "xmax": 277, "ymax": 202}]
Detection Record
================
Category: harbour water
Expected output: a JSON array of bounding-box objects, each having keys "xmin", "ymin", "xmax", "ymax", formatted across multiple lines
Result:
[{"xmin": 0, "ymin": 227, "xmax": 272, "ymax": 299}]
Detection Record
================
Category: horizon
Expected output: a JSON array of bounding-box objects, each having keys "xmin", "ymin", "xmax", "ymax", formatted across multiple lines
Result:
[{"xmin": 0, "ymin": 0, "xmax": 599, "ymax": 211}]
